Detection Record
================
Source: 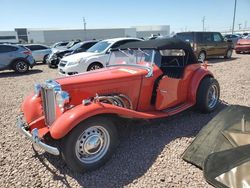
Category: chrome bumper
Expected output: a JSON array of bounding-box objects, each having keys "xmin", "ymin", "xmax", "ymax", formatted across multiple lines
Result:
[{"xmin": 16, "ymin": 116, "xmax": 60, "ymax": 156}]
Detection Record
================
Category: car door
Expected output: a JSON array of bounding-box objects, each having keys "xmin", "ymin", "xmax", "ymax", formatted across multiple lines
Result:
[
  {"xmin": 212, "ymin": 32, "xmax": 228, "ymax": 56},
  {"xmin": 0, "ymin": 45, "xmax": 17, "ymax": 69},
  {"xmin": 155, "ymin": 76, "xmax": 183, "ymax": 110},
  {"xmin": 29, "ymin": 45, "xmax": 49, "ymax": 62},
  {"xmin": 199, "ymin": 32, "xmax": 216, "ymax": 57}
]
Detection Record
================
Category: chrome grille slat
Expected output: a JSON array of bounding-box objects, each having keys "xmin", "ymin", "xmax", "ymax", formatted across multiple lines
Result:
[{"xmin": 41, "ymin": 86, "xmax": 56, "ymax": 126}]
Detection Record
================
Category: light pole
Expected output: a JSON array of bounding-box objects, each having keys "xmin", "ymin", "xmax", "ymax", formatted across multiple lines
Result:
[
  {"xmin": 232, "ymin": 0, "xmax": 237, "ymax": 34},
  {"xmin": 202, "ymin": 16, "xmax": 205, "ymax": 31},
  {"xmin": 83, "ymin": 17, "xmax": 87, "ymax": 40}
]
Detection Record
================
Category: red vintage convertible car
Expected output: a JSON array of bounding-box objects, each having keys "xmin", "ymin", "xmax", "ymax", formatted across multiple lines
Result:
[{"xmin": 17, "ymin": 38, "xmax": 220, "ymax": 172}]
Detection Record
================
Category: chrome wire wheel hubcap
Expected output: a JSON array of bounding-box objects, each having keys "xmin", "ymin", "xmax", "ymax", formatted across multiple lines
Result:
[
  {"xmin": 16, "ymin": 61, "xmax": 28, "ymax": 72},
  {"xmin": 208, "ymin": 84, "xmax": 219, "ymax": 109},
  {"xmin": 75, "ymin": 126, "xmax": 110, "ymax": 164}
]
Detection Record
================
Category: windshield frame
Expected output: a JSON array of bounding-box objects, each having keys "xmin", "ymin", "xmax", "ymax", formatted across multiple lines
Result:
[{"xmin": 107, "ymin": 48, "xmax": 155, "ymax": 77}]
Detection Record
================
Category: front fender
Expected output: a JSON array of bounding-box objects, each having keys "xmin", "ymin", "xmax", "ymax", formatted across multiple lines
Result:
[
  {"xmin": 21, "ymin": 93, "xmax": 43, "ymax": 124},
  {"xmin": 49, "ymin": 102, "xmax": 168, "ymax": 139},
  {"xmin": 188, "ymin": 67, "xmax": 213, "ymax": 103}
]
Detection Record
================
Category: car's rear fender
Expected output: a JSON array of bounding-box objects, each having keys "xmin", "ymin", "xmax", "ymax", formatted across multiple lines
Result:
[{"xmin": 188, "ymin": 67, "xmax": 214, "ymax": 103}]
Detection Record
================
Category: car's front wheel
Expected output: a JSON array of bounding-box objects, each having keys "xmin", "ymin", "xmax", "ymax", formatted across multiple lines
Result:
[
  {"xmin": 196, "ymin": 77, "xmax": 220, "ymax": 113},
  {"xmin": 13, "ymin": 60, "xmax": 29, "ymax": 73},
  {"xmin": 87, "ymin": 62, "xmax": 103, "ymax": 71},
  {"xmin": 61, "ymin": 116, "xmax": 118, "ymax": 173}
]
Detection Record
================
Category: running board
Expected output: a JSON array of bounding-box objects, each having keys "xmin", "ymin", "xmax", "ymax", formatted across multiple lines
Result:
[{"xmin": 162, "ymin": 102, "xmax": 193, "ymax": 116}]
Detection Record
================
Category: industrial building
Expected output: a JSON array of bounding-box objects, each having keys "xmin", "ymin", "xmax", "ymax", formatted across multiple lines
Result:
[
  {"xmin": 0, "ymin": 31, "xmax": 18, "ymax": 43},
  {"xmin": 0, "ymin": 25, "xmax": 170, "ymax": 45}
]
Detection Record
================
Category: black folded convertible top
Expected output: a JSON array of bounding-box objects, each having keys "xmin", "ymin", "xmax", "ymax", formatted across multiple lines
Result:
[
  {"xmin": 111, "ymin": 38, "xmax": 193, "ymax": 51},
  {"xmin": 111, "ymin": 38, "xmax": 197, "ymax": 63}
]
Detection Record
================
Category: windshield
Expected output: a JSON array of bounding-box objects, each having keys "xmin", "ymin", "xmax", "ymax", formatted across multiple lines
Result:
[
  {"xmin": 108, "ymin": 49, "xmax": 155, "ymax": 68},
  {"xmin": 87, "ymin": 41, "xmax": 112, "ymax": 53},
  {"xmin": 66, "ymin": 41, "xmax": 76, "ymax": 48},
  {"xmin": 69, "ymin": 42, "xmax": 83, "ymax": 51}
]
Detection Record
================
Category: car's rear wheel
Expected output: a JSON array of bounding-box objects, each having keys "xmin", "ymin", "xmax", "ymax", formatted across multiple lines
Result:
[
  {"xmin": 224, "ymin": 49, "xmax": 233, "ymax": 59},
  {"xmin": 198, "ymin": 51, "xmax": 206, "ymax": 62},
  {"xmin": 61, "ymin": 116, "xmax": 118, "ymax": 173},
  {"xmin": 87, "ymin": 62, "xmax": 103, "ymax": 71},
  {"xmin": 13, "ymin": 60, "xmax": 29, "ymax": 73},
  {"xmin": 196, "ymin": 77, "xmax": 220, "ymax": 113},
  {"xmin": 235, "ymin": 50, "xmax": 241, "ymax": 54}
]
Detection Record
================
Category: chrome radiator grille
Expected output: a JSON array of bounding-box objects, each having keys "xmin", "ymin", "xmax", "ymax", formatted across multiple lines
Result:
[{"xmin": 41, "ymin": 86, "xmax": 56, "ymax": 126}]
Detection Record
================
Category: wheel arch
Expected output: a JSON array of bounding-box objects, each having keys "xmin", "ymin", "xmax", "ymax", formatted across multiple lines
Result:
[
  {"xmin": 86, "ymin": 61, "xmax": 104, "ymax": 70},
  {"xmin": 10, "ymin": 57, "xmax": 30, "ymax": 68},
  {"xmin": 188, "ymin": 68, "xmax": 214, "ymax": 104},
  {"xmin": 49, "ymin": 103, "xmax": 126, "ymax": 140}
]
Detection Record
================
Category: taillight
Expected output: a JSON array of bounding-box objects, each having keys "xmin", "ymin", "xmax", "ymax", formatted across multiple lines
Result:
[{"xmin": 23, "ymin": 50, "xmax": 32, "ymax": 55}]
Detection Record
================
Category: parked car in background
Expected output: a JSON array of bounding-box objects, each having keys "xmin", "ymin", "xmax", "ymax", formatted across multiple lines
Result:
[
  {"xmin": 175, "ymin": 32, "xmax": 233, "ymax": 61},
  {"xmin": 242, "ymin": 33, "xmax": 249, "ymax": 38},
  {"xmin": 47, "ymin": 40, "xmax": 98, "ymax": 68},
  {"xmin": 224, "ymin": 34, "xmax": 241, "ymax": 47},
  {"xmin": 235, "ymin": 34, "xmax": 250, "ymax": 54},
  {"xmin": 58, "ymin": 37, "xmax": 142, "ymax": 75},
  {"xmin": 0, "ymin": 44, "xmax": 35, "ymax": 73},
  {"xmin": 17, "ymin": 38, "xmax": 220, "ymax": 172},
  {"xmin": 24, "ymin": 44, "xmax": 52, "ymax": 63},
  {"xmin": 63, "ymin": 40, "xmax": 81, "ymax": 50},
  {"xmin": 51, "ymin": 41, "xmax": 69, "ymax": 49}
]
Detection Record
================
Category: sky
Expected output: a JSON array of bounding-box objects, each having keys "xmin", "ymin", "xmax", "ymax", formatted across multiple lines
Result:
[{"xmin": 0, "ymin": 0, "xmax": 249, "ymax": 32}]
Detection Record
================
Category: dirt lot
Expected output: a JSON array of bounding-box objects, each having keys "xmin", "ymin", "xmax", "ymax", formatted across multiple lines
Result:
[{"xmin": 0, "ymin": 53, "xmax": 249, "ymax": 188}]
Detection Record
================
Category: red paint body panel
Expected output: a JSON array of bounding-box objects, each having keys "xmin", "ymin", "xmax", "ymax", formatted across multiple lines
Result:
[
  {"xmin": 235, "ymin": 39, "xmax": 250, "ymax": 52},
  {"xmin": 56, "ymin": 66, "xmax": 147, "ymax": 109},
  {"xmin": 21, "ymin": 63, "xmax": 214, "ymax": 140},
  {"xmin": 49, "ymin": 102, "xmax": 193, "ymax": 139},
  {"xmin": 21, "ymin": 94, "xmax": 43, "ymax": 124}
]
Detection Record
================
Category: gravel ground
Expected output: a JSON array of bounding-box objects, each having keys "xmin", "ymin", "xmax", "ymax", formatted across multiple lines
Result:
[{"xmin": 0, "ymin": 53, "xmax": 249, "ymax": 188}]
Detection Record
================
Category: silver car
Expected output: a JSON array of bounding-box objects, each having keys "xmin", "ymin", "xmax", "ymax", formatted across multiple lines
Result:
[
  {"xmin": 24, "ymin": 44, "xmax": 52, "ymax": 63},
  {"xmin": 0, "ymin": 44, "xmax": 35, "ymax": 73}
]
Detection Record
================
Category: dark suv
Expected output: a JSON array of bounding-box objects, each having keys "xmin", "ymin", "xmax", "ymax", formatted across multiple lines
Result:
[
  {"xmin": 175, "ymin": 32, "xmax": 233, "ymax": 61},
  {"xmin": 0, "ymin": 44, "xmax": 35, "ymax": 73}
]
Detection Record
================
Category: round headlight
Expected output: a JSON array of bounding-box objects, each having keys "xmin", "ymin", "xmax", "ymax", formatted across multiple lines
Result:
[{"xmin": 56, "ymin": 91, "xmax": 70, "ymax": 108}]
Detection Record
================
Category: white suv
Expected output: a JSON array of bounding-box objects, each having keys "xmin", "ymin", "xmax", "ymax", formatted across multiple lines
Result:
[{"xmin": 58, "ymin": 38, "xmax": 142, "ymax": 75}]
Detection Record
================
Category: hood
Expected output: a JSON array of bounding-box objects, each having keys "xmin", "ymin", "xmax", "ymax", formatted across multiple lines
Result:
[
  {"xmin": 61, "ymin": 52, "xmax": 100, "ymax": 63},
  {"xmin": 52, "ymin": 48, "xmax": 66, "ymax": 53},
  {"xmin": 55, "ymin": 66, "xmax": 148, "ymax": 105},
  {"xmin": 237, "ymin": 39, "xmax": 250, "ymax": 45},
  {"xmin": 56, "ymin": 66, "xmax": 148, "ymax": 87}
]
